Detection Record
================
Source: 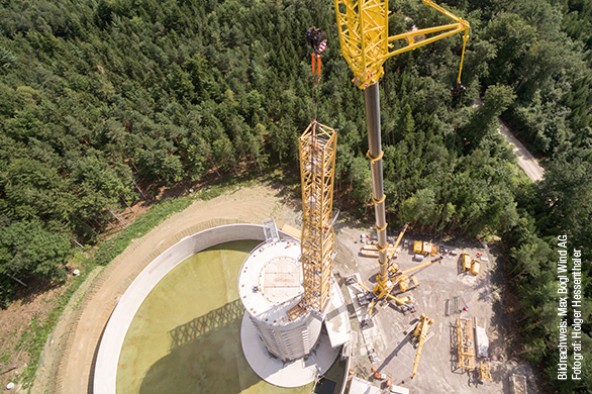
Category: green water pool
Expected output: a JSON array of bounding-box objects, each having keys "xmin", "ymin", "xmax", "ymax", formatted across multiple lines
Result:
[{"xmin": 116, "ymin": 240, "xmax": 314, "ymax": 394}]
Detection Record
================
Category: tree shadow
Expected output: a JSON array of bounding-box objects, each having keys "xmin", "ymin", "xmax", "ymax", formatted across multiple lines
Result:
[
  {"xmin": 139, "ymin": 299, "xmax": 259, "ymax": 394},
  {"xmin": 475, "ymin": 275, "xmax": 491, "ymax": 302},
  {"xmin": 157, "ymin": 166, "xmax": 264, "ymax": 201},
  {"xmin": 2, "ymin": 275, "xmax": 64, "ymax": 308},
  {"xmin": 485, "ymin": 242, "xmax": 513, "ymax": 362}
]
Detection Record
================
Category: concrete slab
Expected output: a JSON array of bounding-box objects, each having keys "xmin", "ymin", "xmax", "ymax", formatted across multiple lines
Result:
[
  {"xmin": 240, "ymin": 313, "xmax": 340, "ymax": 388},
  {"xmin": 325, "ymin": 279, "xmax": 351, "ymax": 348},
  {"xmin": 239, "ymin": 239, "xmax": 302, "ymax": 321},
  {"xmin": 348, "ymin": 376, "xmax": 381, "ymax": 394}
]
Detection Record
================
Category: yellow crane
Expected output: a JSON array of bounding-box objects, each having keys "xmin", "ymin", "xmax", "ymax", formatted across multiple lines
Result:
[
  {"xmin": 359, "ymin": 251, "xmax": 442, "ymax": 316},
  {"xmin": 411, "ymin": 313, "xmax": 433, "ymax": 379},
  {"xmin": 372, "ymin": 255, "xmax": 442, "ymax": 310},
  {"xmin": 334, "ymin": 0, "xmax": 470, "ymax": 89},
  {"xmin": 356, "ymin": 277, "xmax": 414, "ymax": 316},
  {"xmin": 363, "ymin": 225, "xmax": 411, "ymax": 312},
  {"xmin": 394, "ymin": 255, "xmax": 443, "ymax": 292},
  {"xmin": 332, "ymin": 0, "xmax": 470, "ymax": 307}
]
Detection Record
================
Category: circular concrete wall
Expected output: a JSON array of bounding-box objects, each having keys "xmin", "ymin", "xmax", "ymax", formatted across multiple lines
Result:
[{"xmin": 93, "ymin": 224, "xmax": 272, "ymax": 394}]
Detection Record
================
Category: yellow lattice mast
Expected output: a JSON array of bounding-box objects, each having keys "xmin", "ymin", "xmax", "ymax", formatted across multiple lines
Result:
[
  {"xmin": 333, "ymin": 0, "xmax": 470, "ymax": 301},
  {"xmin": 298, "ymin": 121, "xmax": 337, "ymax": 315}
]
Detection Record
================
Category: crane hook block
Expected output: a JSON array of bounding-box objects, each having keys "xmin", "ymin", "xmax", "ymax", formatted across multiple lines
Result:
[
  {"xmin": 306, "ymin": 27, "xmax": 328, "ymax": 55},
  {"xmin": 451, "ymin": 82, "xmax": 467, "ymax": 97}
]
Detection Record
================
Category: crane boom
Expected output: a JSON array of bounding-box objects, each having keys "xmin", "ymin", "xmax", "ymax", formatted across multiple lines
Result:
[
  {"xmin": 411, "ymin": 314, "xmax": 433, "ymax": 378},
  {"xmin": 386, "ymin": 223, "xmax": 409, "ymax": 262},
  {"xmin": 400, "ymin": 256, "xmax": 442, "ymax": 276},
  {"xmin": 365, "ymin": 84, "xmax": 389, "ymax": 286},
  {"xmin": 333, "ymin": 0, "xmax": 470, "ymax": 305}
]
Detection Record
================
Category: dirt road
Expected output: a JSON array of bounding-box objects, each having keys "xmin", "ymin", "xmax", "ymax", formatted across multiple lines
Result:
[
  {"xmin": 497, "ymin": 119, "xmax": 545, "ymax": 182},
  {"xmin": 31, "ymin": 184, "xmax": 299, "ymax": 394},
  {"xmin": 473, "ymin": 97, "xmax": 545, "ymax": 182}
]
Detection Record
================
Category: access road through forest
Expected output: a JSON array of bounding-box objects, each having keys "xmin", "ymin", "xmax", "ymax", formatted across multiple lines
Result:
[
  {"xmin": 474, "ymin": 97, "xmax": 545, "ymax": 182},
  {"xmin": 497, "ymin": 119, "xmax": 545, "ymax": 182}
]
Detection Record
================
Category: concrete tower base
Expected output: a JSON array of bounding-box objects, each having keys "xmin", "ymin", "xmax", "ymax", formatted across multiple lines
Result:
[{"xmin": 240, "ymin": 314, "xmax": 340, "ymax": 387}]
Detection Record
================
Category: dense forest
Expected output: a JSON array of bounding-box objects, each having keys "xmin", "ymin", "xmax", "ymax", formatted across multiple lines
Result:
[{"xmin": 0, "ymin": 0, "xmax": 590, "ymax": 391}]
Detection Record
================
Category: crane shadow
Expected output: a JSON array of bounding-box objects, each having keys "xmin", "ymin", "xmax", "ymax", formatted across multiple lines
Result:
[
  {"xmin": 169, "ymin": 299, "xmax": 244, "ymax": 348},
  {"xmin": 138, "ymin": 299, "xmax": 259, "ymax": 394},
  {"xmin": 376, "ymin": 331, "xmax": 412, "ymax": 373}
]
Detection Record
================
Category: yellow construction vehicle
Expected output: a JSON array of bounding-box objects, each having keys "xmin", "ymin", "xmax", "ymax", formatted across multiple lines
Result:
[
  {"xmin": 460, "ymin": 253, "xmax": 472, "ymax": 272},
  {"xmin": 393, "ymin": 256, "xmax": 443, "ymax": 293},
  {"xmin": 357, "ymin": 278, "xmax": 415, "ymax": 316},
  {"xmin": 412, "ymin": 240, "xmax": 423, "ymax": 255},
  {"xmin": 412, "ymin": 240, "xmax": 439, "ymax": 256},
  {"xmin": 361, "ymin": 253, "xmax": 442, "ymax": 318},
  {"xmin": 365, "ymin": 256, "xmax": 442, "ymax": 315},
  {"xmin": 397, "ymin": 274, "xmax": 418, "ymax": 293},
  {"xmin": 368, "ymin": 292, "xmax": 415, "ymax": 316},
  {"xmin": 470, "ymin": 259, "xmax": 481, "ymax": 275},
  {"xmin": 411, "ymin": 314, "xmax": 433, "ymax": 379}
]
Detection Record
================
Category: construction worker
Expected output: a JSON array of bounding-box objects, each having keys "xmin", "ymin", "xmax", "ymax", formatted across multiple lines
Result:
[{"xmin": 306, "ymin": 27, "xmax": 327, "ymax": 78}]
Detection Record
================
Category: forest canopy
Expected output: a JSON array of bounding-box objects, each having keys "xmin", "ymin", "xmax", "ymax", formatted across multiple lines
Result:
[{"xmin": 0, "ymin": 0, "xmax": 590, "ymax": 391}]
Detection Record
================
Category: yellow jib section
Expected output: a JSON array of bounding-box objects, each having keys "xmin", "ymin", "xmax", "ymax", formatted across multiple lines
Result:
[{"xmin": 334, "ymin": 0, "xmax": 470, "ymax": 88}]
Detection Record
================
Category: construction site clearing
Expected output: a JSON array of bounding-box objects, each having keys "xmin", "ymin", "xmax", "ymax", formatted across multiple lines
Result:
[{"xmin": 332, "ymin": 225, "xmax": 536, "ymax": 394}]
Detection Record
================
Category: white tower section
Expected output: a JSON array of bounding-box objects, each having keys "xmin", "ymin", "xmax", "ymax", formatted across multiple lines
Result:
[
  {"xmin": 239, "ymin": 122, "xmax": 346, "ymax": 387},
  {"xmin": 238, "ymin": 237, "xmax": 323, "ymax": 362}
]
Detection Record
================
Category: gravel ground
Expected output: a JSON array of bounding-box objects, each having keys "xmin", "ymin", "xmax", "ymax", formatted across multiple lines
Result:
[{"xmin": 333, "ymin": 224, "xmax": 537, "ymax": 394}]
